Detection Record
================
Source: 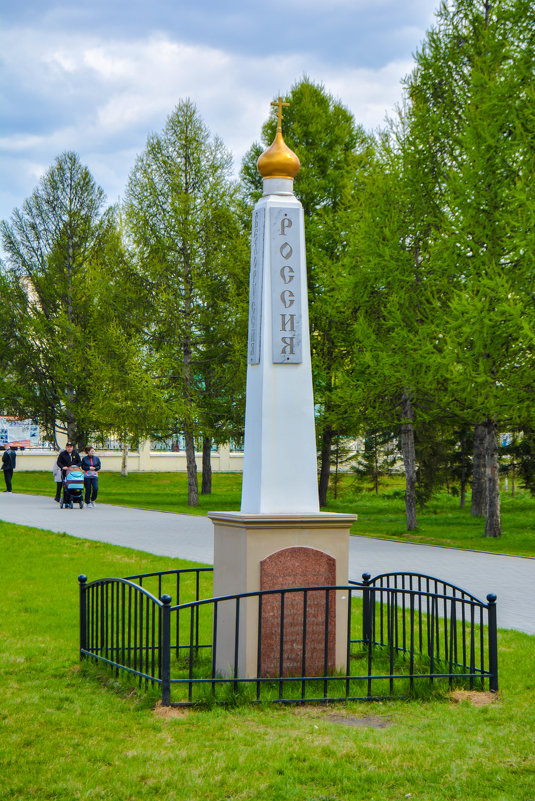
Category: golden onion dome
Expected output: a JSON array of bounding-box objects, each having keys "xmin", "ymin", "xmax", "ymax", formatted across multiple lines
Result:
[{"xmin": 257, "ymin": 97, "xmax": 300, "ymax": 179}]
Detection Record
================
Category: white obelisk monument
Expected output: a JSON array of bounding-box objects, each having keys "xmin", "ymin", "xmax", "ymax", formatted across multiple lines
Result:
[
  {"xmin": 240, "ymin": 100, "xmax": 318, "ymax": 513},
  {"xmin": 209, "ymin": 99, "xmax": 355, "ymax": 678}
]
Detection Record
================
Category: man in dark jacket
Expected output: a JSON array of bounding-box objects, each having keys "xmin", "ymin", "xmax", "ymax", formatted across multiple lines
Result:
[
  {"xmin": 57, "ymin": 442, "xmax": 82, "ymax": 472},
  {"xmin": 2, "ymin": 444, "xmax": 16, "ymax": 492},
  {"xmin": 57, "ymin": 442, "xmax": 82, "ymax": 504}
]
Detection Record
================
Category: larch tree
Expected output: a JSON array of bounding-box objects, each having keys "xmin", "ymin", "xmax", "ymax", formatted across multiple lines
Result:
[
  {"xmin": 352, "ymin": 0, "xmax": 535, "ymax": 537},
  {"xmin": 125, "ymin": 100, "xmax": 248, "ymax": 505},
  {"xmin": 404, "ymin": 0, "xmax": 535, "ymax": 537},
  {"xmin": 347, "ymin": 129, "xmax": 442, "ymax": 530}
]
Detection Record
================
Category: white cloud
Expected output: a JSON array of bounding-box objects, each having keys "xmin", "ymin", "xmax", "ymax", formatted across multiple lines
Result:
[
  {"xmin": 0, "ymin": 26, "xmax": 410, "ymax": 220},
  {"xmin": 324, "ymin": 59, "xmax": 413, "ymax": 130},
  {"xmin": 45, "ymin": 50, "xmax": 79, "ymax": 74},
  {"xmin": 0, "ymin": 134, "xmax": 45, "ymax": 153}
]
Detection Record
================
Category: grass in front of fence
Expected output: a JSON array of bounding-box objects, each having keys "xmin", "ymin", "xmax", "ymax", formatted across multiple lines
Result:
[
  {"xmin": 12, "ymin": 469, "xmax": 535, "ymax": 556},
  {"xmin": 2, "ymin": 519, "xmax": 535, "ymax": 801}
]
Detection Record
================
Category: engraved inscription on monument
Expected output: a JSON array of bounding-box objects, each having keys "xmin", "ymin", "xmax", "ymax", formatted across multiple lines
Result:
[
  {"xmin": 270, "ymin": 208, "xmax": 302, "ymax": 363},
  {"xmin": 247, "ymin": 207, "xmax": 265, "ymax": 364}
]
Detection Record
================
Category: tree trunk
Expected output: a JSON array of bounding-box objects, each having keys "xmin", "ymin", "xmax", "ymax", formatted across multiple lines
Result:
[
  {"xmin": 484, "ymin": 418, "xmax": 502, "ymax": 537},
  {"xmin": 66, "ymin": 413, "xmax": 76, "ymax": 447},
  {"xmin": 401, "ymin": 391, "xmax": 417, "ymax": 531},
  {"xmin": 511, "ymin": 460, "xmax": 515, "ymax": 497},
  {"xmin": 374, "ymin": 439, "xmax": 379, "ymax": 496},
  {"xmin": 52, "ymin": 424, "xmax": 60, "ymax": 452},
  {"xmin": 511, "ymin": 431, "xmax": 516, "ymax": 498},
  {"xmin": 318, "ymin": 425, "xmax": 333, "ymax": 507},
  {"xmin": 333, "ymin": 440, "xmax": 339, "ymax": 500},
  {"xmin": 459, "ymin": 429, "xmax": 469, "ymax": 509},
  {"xmin": 121, "ymin": 442, "xmax": 128, "ymax": 477},
  {"xmin": 181, "ymin": 218, "xmax": 198, "ymax": 507},
  {"xmin": 201, "ymin": 436, "xmax": 212, "ymax": 495},
  {"xmin": 184, "ymin": 427, "xmax": 198, "ymax": 506},
  {"xmin": 66, "ymin": 231, "xmax": 76, "ymax": 448},
  {"xmin": 471, "ymin": 424, "xmax": 487, "ymax": 516}
]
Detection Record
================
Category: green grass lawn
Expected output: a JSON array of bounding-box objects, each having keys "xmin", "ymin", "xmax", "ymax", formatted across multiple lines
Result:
[
  {"xmin": 1, "ymin": 520, "xmax": 534, "ymax": 801},
  {"xmin": 10, "ymin": 470, "xmax": 535, "ymax": 557}
]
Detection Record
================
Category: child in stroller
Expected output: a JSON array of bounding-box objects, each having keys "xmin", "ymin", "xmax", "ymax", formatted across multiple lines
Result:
[{"xmin": 61, "ymin": 465, "xmax": 85, "ymax": 509}]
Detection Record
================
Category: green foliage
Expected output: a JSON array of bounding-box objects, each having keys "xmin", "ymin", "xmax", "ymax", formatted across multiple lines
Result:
[
  {"xmin": 348, "ymin": 0, "xmax": 535, "ymax": 533},
  {"xmin": 124, "ymin": 100, "xmax": 249, "ymax": 501},
  {"xmin": 2, "ymin": 6, "xmax": 534, "ymax": 530},
  {"xmin": 351, "ymin": 429, "xmax": 398, "ymax": 495},
  {"xmin": 0, "ymin": 152, "xmax": 117, "ymax": 448},
  {"xmin": 328, "ymin": 434, "xmax": 356, "ymax": 499},
  {"xmin": 412, "ymin": 421, "xmax": 466, "ymax": 507},
  {"xmin": 402, "ymin": 0, "xmax": 535, "ymax": 424}
]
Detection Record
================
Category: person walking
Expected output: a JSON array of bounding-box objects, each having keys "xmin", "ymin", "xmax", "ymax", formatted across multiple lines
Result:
[
  {"xmin": 57, "ymin": 442, "xmax": 82, "ymax": 505},
  {"xmin": 2, "ymin": 444, "xmax": 16, "ymax": 492},
  {"xmin": 81, "ymin": 445, "xmax": 101, "ymax": 508},
  {"xmin": 53, "ymin": 458, "xmax": 63, "ymax": 502}
]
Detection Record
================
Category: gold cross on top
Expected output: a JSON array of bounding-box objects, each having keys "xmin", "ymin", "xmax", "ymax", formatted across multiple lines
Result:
[{"xmin": 271, "ymin": 96, "xmax": 290, "ymax": 129}]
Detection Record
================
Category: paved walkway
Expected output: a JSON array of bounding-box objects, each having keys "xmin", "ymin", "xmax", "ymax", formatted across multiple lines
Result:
[{"xmin": 1, "ymin": 492, "xmax": 533, "ymax": 635}]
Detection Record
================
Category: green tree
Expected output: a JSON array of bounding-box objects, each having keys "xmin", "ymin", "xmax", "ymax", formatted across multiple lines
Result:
[
  {"xmin": 86, "ymin": 215, "xmax": 164, "ymax": 473},
  {"xmin": 405, "ymin": 0, "xmax": 535, "ymax": 536},
  {"xmin": 0, "ymin": 152, "xmax": 121, "ymax": 449},
  {"xmin": 351, "ymin": 429, "xmax": 398, "ymax": 495},
  {"xmin": 346, "ymin": 130, "xmax": 437, "ymax": 530},
  {"xmin": 241, "ymin": 78, "xmax": 373, "ymax": 506},
  {"xmin": 352, "ymin": 0, "xmax": 535, "ymax": 537},
  {"xmin": 125, "ymin": 100, "xmax": 248, "ymax": 505}
]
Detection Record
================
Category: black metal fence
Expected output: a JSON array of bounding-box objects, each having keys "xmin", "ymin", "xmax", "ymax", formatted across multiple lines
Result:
[{"xmin": 78, "ymin": 568, "xmax": 498, "ymax": 706}]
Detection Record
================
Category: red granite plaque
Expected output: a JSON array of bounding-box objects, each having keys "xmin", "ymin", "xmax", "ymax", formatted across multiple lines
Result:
[{"xmin": 259, "ymin": 546, "xmax": 336, "ymax": 678}]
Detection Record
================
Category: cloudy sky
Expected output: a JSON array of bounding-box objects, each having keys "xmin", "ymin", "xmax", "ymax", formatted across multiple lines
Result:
[{"xmin": 1, "ymin": 0, "xmax": 438, "ymax": 223}]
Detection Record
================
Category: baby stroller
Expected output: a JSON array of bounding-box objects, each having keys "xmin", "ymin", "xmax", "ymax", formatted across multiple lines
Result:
[{"xmin": 60, "ymin": 467, "xmax": 85, "ymax": 509}]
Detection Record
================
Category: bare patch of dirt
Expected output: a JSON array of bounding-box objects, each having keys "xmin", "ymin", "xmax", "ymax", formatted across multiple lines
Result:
[
  {"xmin": 153, "ymin": 701, "xmax": 190, "ymax": 719},
  {"xmin": 291, "ymin": 706, "xmax": 392, "ymax": 729},
  {"xmin": 449, "ymin": 690, "xmax": 499, "ymax": 706}
]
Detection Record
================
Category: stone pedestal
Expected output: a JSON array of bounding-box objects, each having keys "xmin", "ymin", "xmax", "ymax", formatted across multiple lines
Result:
[{"xmin": 209, "ymin": 512, "xmax": 356, "ymax": 678}]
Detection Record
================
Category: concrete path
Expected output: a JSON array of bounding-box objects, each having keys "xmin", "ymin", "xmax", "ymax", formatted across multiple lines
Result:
[{"xmin": 1, "ymin": 492, "xmax": 533, "ymax": 635}]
